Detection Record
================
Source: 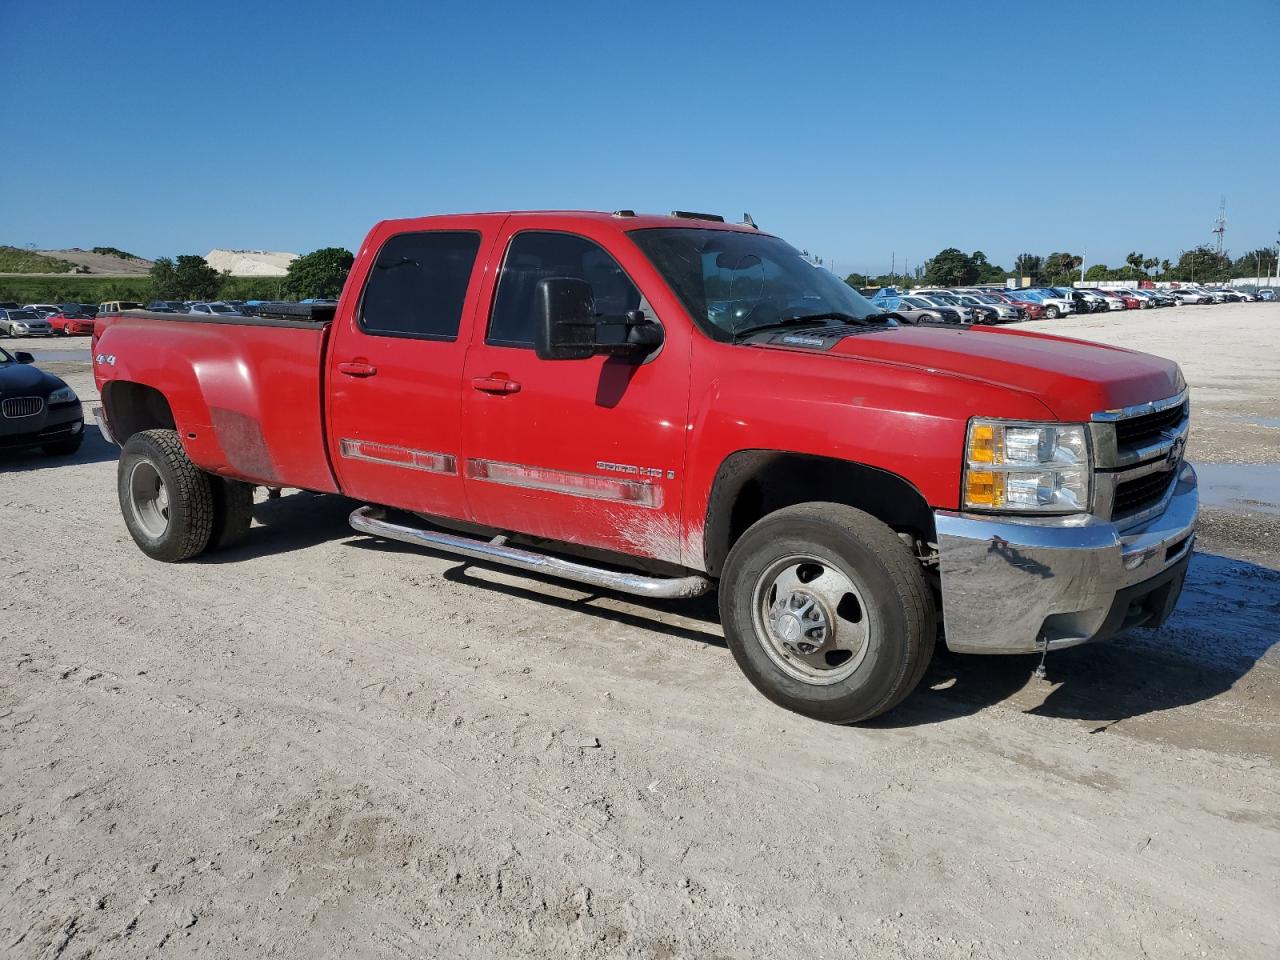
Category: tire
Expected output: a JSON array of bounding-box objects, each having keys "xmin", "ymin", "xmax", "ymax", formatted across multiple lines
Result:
[
  {"xmin": 1044, "ymin": 305, "xmax": 1060, "ymax": 319},
  {"xmin": 117, "ymin": 428, "xmax": 214, "ymax": 562},
  {"xmin": 719, "ymin": 503, "xmax": 935, "ymax": 724},
  {"xmin": 42, "ymin": 433, "xmax": 83, "ymax": 456},
  {"xmin": 209, "ymin": 477, "xmax": 254, "ymax": 551}
]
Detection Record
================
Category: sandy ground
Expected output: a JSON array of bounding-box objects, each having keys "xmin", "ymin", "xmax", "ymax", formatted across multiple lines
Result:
[{"xmin": 1, "ymin": 304, "xmax": 1278, "ymax": 959}]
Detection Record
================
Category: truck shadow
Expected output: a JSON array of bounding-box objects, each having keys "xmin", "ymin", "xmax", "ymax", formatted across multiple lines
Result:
[
  {"xmin": 0, "ymin": 424, "xmax": 118, "ymax": 472},
  {"xmin": 195, "ymin": 489, "xmax": 368, "ymax": 562},
  {"xmin": 874, "ymin": 551, "xmax": 1280, "ymax": 729},
  {"xmin": 198, "ymin": 492, "xmax": 1278, "ymax": 729},
  {"xmin": 346, "ymin": 532, "xmax": 726, "ymax": 649}
]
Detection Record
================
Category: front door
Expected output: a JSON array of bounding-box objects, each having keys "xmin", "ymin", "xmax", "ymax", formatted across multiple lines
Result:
[
  {"xmin": 460, "ymin": 227, "xmax": 691, "ymax": 565},
  {"xmin": 327, "ymin": 221, "xmax": 499, "ymax": 519}
]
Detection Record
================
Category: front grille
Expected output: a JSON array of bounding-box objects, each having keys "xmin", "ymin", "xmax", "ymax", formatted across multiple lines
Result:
[
  {"xmin": 1113, "ymin": 466, "xmax": 1175, "ymax": 517},
  {"xmin": 1115, "ymin": 401, "xmax": 1188, "ymax": 446},
  {"xmin": 1, "ymin": 396, "xmax": 44, "ymax": 418}
]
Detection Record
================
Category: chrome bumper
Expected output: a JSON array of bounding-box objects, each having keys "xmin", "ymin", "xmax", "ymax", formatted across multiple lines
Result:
[{"xmin": 934, "ymin": 461, "xmax": 1198, "ymax": 654}]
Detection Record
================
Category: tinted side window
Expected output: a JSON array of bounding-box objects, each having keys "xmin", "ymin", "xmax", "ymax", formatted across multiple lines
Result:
[
  {"xmin": 488, "ymin": 231, "xmax": 642, "ymax": 347},
  {"xmin": 360, "ymin": 231, "xmax": 481, "ymax": 340}
]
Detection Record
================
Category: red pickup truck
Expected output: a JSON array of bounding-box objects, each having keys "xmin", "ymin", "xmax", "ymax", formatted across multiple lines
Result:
[{"xmin": 92, "ymin": 210, "xmax": 1198, "ymax": 723}]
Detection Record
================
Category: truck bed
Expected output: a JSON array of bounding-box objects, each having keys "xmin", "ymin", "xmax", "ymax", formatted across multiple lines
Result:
[{"xmin": 94, "ymin": 311, "xmax": 340, "ymax": 494}]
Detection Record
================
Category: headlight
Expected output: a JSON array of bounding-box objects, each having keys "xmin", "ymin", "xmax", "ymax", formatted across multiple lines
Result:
[
  {"xmin": 48, "ymin": 386, "xmax": 78, "ymax": 404},
  {"xmin": 963, "ymin": 419, "xmax": 1091, "ymax": 513}
]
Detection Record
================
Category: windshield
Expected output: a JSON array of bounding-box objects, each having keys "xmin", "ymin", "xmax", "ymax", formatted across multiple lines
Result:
[
  {"xmin": 903, "ymin": 297, "xmax": 932, "ymax": 308},
  {"xmin": 628, "ymin": 228, "xmax": 882, "ymax": 340},
  {"xmin": 7, "ymin": 309, "xmax": 38, "ymax": 321},
  {"xmin": 209, "ymin": 303, "xmax": 235, "ymax": 314},
  {"xmin": 0, "ymin": 347, "xmax": 13, "ymax": 364}
]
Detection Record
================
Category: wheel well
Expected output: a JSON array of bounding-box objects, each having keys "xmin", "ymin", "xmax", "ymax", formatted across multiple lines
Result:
[
  {"xmin": 102, "ymin": 381, "xmax": 175, "ymax": 441},
  {"xmin": 703, "ymin": 451, "xmax": 936, "ymax": 576}
]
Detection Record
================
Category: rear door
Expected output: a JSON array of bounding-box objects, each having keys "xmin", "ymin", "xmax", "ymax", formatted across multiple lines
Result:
[
  {"xmin": 459, "ymin": 225, "xmax": 692, "ymax": 565},
  {"xmin": 326, "ymin": 219, "xmax": 500, "ymax": 519}
]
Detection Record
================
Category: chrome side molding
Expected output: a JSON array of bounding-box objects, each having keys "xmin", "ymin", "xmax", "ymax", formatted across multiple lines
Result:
[{"xmin": 348, "ymin": 506, "xmax": 711, "ymax": 599}]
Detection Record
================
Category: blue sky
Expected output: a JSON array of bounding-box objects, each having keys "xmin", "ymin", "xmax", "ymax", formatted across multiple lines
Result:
[{"xmin": 2, "ymin": 0, "xmax": 1277, "ymax": 275}]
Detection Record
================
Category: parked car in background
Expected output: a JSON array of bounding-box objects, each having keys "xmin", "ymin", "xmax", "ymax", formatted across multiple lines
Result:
[
  {"xmin": 0, "ymin": 308, "xmax": 55, "ymax": 337},
  {"xmin": 24, "ymin": 304, "xmax": 61, "ymax": 318},
  {"xmin": 1257, "ymin": 288, "xmax": 1276, "ymax": 301},
  {"xmin": 911, "ymin": 293, "xmax": 977, "ymax": 323},
  {"xmin": 983, "ymin": 291, "xmax": 1045, "ymax": 320},
  {"xmin": 0, "ymin": 345, "xmax": 84, "ymax": 456},
  {"xmin": 188, "ymin": 302, "xmax": 242, "ymax": 316},
  {"xmin": 0, "ymin": 301, "xmax": 19, "ymax": 310},
  {"xmin": 1167, "ymin": 289, "xmax": 1211, "ymax": 305},
  {"xmin": 47, "ymin": 310, "xmax": 96, "ymax": 336},
  {"xmin": 146, "ymin": 300, "xmax": 186, "ymax": 313},
  {"xmin": 1008, "ymin": 290, "xmax": 1073, "ymax": 319},
  {"xmin": 1091, "ymin": 290, "xmax": 1127, "ymax": 311},
  {"xmin": 59, "ymin": 303, "xmax": 99, "ymax": 318},
  {"xmin": 869, "ymin": 293, "xmax": 964, "ymax": 325},
  {"xmin": 1136, "ymin": 290, "xmax": 1173, "ymax": 307},
  {"xmin": 945, "ymin": 294, "xmax": 1001, "ymax": 324},
  {"xmin": 1053, "ymin": 288, "xmax": 1100, "ymax": 314},
  {"xmin": 951, "ymin": 290, "xmax": 1024, "ymax": 322},
  {"xmin": 99, "ymin": 301, "xmax": 146, "ymax": 314}
]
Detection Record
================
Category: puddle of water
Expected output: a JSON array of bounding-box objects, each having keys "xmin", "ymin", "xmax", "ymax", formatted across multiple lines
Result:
[
  {"xmin": 1248, "ymin": 417, "xmax": 1280, "ymax": 430},
  {"xmin": 1194, "ymin": 463, "xmax": 1280, "ymax": 516}
]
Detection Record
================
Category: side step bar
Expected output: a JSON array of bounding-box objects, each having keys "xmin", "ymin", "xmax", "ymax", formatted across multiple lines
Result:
[{"xmin": 349, "ymin": 506, "xmax": 711, "ymax": 600}]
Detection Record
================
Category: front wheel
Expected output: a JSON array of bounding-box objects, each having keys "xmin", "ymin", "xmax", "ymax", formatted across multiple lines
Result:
[
  {"xmin": 117, "ymin": 429, "xmax": 214, "ymax": 562},
  {"xmin": 719, "ymin": 503, "xmax": 935, "ymax": 724},
  {"xmin": 1044, "ymin": 305, "xmax": 1060, "ymax": 319}
]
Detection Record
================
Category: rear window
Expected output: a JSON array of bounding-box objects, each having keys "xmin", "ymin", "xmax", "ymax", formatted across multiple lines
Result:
[{"xmin": 360, "ymin": 231, "xmax": 481, "ymax": 340}]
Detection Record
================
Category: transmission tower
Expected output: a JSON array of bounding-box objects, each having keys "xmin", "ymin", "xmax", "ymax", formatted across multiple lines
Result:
[{"xmin": 1212, "ymin": 196, "xmax": 1226, "ymax": 254}]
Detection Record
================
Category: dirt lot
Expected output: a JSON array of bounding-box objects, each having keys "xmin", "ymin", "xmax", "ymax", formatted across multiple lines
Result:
[{"xmin": 2, "ymin": 304, "xmax": 1278, "ymax": 959}]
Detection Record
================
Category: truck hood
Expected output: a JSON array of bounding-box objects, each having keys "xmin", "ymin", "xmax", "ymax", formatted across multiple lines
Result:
[{"xmin": 757, "ymin": 324, "xmax": 1182, "ymax": 420}]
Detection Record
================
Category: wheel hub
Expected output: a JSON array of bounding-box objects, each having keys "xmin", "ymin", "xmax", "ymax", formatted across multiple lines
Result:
[{"xmin": 767, "ymin": 591, "xmax": 829, "ymax": 656}]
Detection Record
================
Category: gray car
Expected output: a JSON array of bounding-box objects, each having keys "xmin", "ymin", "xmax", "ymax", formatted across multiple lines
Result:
[{"xmin": 0, "ymin": 308, "xmax": 55, "ymax": 337}]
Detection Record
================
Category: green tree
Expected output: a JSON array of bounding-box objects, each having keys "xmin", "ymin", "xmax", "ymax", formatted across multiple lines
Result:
[
  {"xmin": 1169, "ymin": 245, "xmax": 1233, "ymax": 283},
  {"xmin": 1233, "ymin": 247, "xmax": 1277, "ymax": 279},
  {"xmin": 1124, "ymin": 251, "xmax": 1148, "ymax": 278},
  {"xmin": 149, "ymin": 257, "xmax": 177, "ymax": 298},
  {"xmin": 923, "ymin": 248, "xmax": 978, "ymax": 286},
  {"xmin": 970, "ymin": 250, "xmax": 1008, "ymax": 284},
  {"xmin": 1014, "ymin": 253, "xmax": 1042, "ymax": 284},
  {"xmin": 150, "ymin": 254, "xmax": 224, "ymax": 299},
  {"xmin": 282, "ymin": 247, "xmax": 354, "ymax": 300},
  {"xmin": 1159, "ymin": 259, "xmax": 1171, "ymax": 277},
  {"xmin": 1084, "ymin": 264, "xmax": 1111, "ymax": 281},
  {"xmin": 1042, "ymin": 252, "xmax": 1084, "ymax": 286},
  {"xmin": 844, "ymin": 272, "xmax": 870, "ymax": 288}
]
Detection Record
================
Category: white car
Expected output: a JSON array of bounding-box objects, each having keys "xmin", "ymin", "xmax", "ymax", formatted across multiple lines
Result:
[
  {"xmin": 23, "ymin": 303, "xmax": 61, "ymax": 319},
  {"xmin": 1167, "ymin": 289, "xmax": 1211, "ymax": 305},
  {"xmin": 188, "ymin": 301, "xmax": 241, "ymax": 316}
]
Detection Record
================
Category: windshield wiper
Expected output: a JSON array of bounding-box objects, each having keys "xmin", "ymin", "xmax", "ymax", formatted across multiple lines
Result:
[{"xmin": 732, "ymin": 311, "xmax": 882, "ymax": 341}]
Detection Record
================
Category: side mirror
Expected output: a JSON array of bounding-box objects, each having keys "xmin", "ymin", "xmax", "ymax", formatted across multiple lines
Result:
[
  {"xmin": 15, "ymin": 351, "xmax": 34, "ymax": 364},
  {"xmin": 534, "ymin": 277, "xmax": 598, "ymax": 360},
  {"xmin": 533, "ymin": 278, "xmax": 664, "ymax": 361}
]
